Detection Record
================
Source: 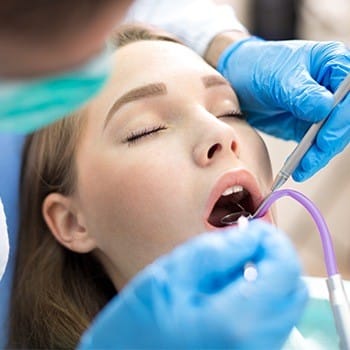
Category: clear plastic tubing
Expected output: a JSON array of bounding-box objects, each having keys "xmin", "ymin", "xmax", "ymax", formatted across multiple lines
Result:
[{"xmin": 254, "ymin": 188, "xmax": 338, "ymax": 276}]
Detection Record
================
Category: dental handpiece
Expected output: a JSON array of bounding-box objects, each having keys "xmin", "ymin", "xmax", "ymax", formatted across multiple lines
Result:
[{"xmin": 271, "ymin": 73, "xmax": 350, "ymax": 192}]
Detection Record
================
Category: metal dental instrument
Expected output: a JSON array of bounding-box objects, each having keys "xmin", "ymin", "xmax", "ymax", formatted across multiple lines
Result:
[
  {"xmin": 221, "ymin": 73, "xmax": 350, "ymax": 226},
  {"xmin": 270, "ymin": 72, "xmax": 350, "ymax": 193},
  {"xmin": 220, "ymin": 203, "xmax": 251, "ymax": 224}
]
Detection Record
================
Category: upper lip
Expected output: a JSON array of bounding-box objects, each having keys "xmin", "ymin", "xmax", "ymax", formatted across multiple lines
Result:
[{"xmin": 204, "ymin": 168, "xmax": 264, "ymax": 228}]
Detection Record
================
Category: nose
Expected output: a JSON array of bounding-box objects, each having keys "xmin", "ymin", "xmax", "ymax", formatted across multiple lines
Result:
[{"xmin": 192, "ymin": 115, "xmax": 239, "ymax": 167}]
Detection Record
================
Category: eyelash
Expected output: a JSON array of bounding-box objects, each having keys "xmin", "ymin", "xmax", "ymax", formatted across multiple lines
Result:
[
  {"xmin": 123, "ymin": 124, "xmax": 167, "ymax": 144},
  {"xmin": 123, "ymin": 111, "xmax": 244, "ymax": 145},
  {"xmin": 218, "ymin": 111, "xmax": 245, "ymax": 119}
]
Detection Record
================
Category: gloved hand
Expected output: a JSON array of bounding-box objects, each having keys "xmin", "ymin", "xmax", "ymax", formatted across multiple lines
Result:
[
  {"xmin": 78, "ymin": 220, "xmax": 308, "ymax": 350},
  {"xmin": 218, "ymin": 37, "xmax": 350, "ymax": 181}
]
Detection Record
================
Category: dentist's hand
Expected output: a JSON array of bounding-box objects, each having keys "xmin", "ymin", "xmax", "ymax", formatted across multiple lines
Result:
[
  {"xmin": 78, "ymin": 221, "xmax": 308, "ymax": 350},
  {"xmin": 218, "ymin": 38, "xmax": 350, "ymax": 181}
]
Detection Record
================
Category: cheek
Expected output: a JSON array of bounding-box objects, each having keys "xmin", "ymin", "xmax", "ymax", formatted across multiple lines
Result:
[
  {"xmin": 235, "ymin": 123, "xmax": 273, "ymax": 185},
  {"xmin": 113, "ymin": 153, "xmax": 195, "ymax": 234},
  {"xmin": 76, "ymin": 148, "xmax": 195, "ymax": 253}
]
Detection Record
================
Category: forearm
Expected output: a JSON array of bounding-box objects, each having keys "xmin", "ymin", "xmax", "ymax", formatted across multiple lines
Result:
[
  {"xmin": 123, "ymin": 0, "xmax": 248, "ymax": 57},
  {"xmin": 204, "ymin": 30, "xmax": 251, "ymax": 67}
]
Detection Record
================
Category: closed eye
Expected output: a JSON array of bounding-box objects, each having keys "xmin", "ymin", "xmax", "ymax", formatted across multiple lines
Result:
[
  {"xmin": 217, "ymin": 111, "xmax": 245, "ymax": 120},
  {"xmin": 123, "ymin": 125, "xmax": 167, "ymax": 145}
]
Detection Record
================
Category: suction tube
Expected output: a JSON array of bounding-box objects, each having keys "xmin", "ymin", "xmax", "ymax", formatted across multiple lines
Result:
[
  {"xmin": 254, "ymin": 188, "xmax": 337, "ymax": 275},
  {"xmin": 254, "ymin": 189, "xmax": 350, "ymax": 349}
]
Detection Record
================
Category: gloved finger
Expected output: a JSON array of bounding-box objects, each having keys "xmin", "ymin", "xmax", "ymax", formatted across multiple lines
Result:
[
  {"xmin": 235, "ymin": 226, "xmax": 303, "ymax": 299},
  {"xmin": 292, "ymin": 95, "xmax": 350, "ymax": 181},
  {"xmin": 293, "ymin": 140, "xmax": 346, "ymax": 182},
  {"xmin": 317, "ymin": 95, "xmax": 350, "ymax": 151},
  {"xmin": 324, "ymin": 62, "xmax": 350, "ymax": 93},
  {"xmin": 198, "ymin": 221, "xmax": 302, "ymax": 297},
  {"xmin": 211, "ymin": 275, "xmax": 308, "ymax": 348},
  {"xmin": 248, "ymin": 280, "xmax": 308, "ymax": 348},
  {"xmin": 284, "ymin": 68, "xmax": 334, "ymax": 123},
  {"xmin": 314, "ymin": 42, "xmax": 350, "ymax": 92},
  {"xmin": 158, "ymin": 222, "xmax": 276, "ymax": 292},
  {"xmin": 292, "ymin": 146, "xmax": 328, "ymax": 182},
  {"xmin": 291, "ymin": 117, "xmax": 311, "ymax": 142}
]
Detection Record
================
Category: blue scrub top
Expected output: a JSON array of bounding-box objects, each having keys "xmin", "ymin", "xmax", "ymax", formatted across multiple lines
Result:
[{"xmin": 0, "ymin": 133, "xmax": 24, "ymax": 348}]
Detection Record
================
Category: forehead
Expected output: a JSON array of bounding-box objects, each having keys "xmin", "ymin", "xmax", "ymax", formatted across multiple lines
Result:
[
  {"xmin": 84, "ymin": 39, "xmax": 222, "ymax": 123},
  {"xmin": 81, "ymin": 39, "xmax": 231, "ymax": 141},
  {"xmin": 111, "ymin": 40, "xmax": 217, "ymax": 91}
]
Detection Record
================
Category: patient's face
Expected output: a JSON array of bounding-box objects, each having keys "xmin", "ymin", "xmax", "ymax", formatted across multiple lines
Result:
[{"xmin": 73, "ymin": 40, "xmax": 273, "ymax": 288}]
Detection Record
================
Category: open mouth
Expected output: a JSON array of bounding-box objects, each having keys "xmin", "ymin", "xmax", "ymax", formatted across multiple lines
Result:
[
  {"xmin": 205, "ymin": 170, "xmax": 263, "ymax": 229},
  {"xmin": 207, "ymin": 185, "xmax": 255, "ymax": 228}
]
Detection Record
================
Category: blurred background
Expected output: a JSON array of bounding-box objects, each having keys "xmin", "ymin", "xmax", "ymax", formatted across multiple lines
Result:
[{"xmin": 217, "ymin": 0, "xmax": 350, "ymax": 278}]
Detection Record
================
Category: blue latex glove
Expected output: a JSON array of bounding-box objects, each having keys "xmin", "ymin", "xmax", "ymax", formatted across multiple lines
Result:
[
  {"xmin": 78, "ymin": 221, "xmax": 308, "ymax": 350},
  {"xmin": 217, "ymin": 37, "xmax": 350, "ymax": 181}
]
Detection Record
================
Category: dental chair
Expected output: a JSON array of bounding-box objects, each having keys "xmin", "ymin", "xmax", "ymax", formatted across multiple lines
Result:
[{"xmin": 0, "ymin": 133, "xmax": 25, "ymax": 348}]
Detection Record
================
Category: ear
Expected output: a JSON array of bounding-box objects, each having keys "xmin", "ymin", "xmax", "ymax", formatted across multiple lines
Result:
[{"xmin": 42, "ymin": 193, "xmax": 96, "ymax": 253}]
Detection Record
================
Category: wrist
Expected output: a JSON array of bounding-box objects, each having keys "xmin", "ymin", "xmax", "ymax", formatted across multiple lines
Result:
[{"xmin": 204, "ymin": 30, "xmax": 251, "ymax": 67}]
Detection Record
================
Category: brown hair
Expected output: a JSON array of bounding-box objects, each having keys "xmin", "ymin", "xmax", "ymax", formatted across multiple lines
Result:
[
  {"xmin": 110, "ymin": 23, "xmax": 182, "ymax": 49},
  {"xmin": 7, "ymin": 114, "xmax": 116, "ymax": 349},
  {"xmin": 7, "ymin": 25, "xmax": 181, "ymax": 349}
]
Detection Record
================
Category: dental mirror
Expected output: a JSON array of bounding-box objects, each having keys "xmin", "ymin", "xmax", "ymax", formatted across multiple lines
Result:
[{"xmin": 220, "ymin": 202, "xmax": 252, "ymax": 225}]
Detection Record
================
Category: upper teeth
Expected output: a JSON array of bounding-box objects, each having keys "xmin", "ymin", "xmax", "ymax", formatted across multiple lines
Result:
[{"xmin": 222, "ymin": 185, "xmax": 243, "ymax": 196}]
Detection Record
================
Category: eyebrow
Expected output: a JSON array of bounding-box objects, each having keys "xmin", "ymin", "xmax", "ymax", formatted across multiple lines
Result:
[
  {"xmin": 104, "ymin": 82, "xmax": 167, "ymax": 129},
  {"xmin": 104, "ymin": 74, "xmax": 230, "ymax": 130},
  {"xmin": 201, "ymin": 74, "xmax": 230, "ymax": 88}
]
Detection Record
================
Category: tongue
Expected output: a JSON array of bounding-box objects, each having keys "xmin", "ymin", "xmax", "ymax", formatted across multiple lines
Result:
[
  {"xmin": 208, "ymin": 207, "xmax": 230, "ymax": 227},
  {"xmin": 208, "ymin": 201, "xmax": 249, "ymax": 228},
  {"xmin": 208, "ymin": 190, "xmax": 250, "ymax": 228}
]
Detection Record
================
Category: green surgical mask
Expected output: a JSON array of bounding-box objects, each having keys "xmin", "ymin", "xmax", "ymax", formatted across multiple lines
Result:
[{"xmin": 0, "ymin": 48, "xmax": 112, "ymax": 133}]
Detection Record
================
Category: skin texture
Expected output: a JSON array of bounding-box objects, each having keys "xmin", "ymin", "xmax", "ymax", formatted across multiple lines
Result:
[{"xmin": 43, "ymin": 40, "xmax": 273, "ymax": 291}]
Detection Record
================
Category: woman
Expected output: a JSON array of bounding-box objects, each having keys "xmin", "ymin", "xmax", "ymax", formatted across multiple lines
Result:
[{"xmin": 7, "ymin": 25, "xmax": 304, "ymax": 349}]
